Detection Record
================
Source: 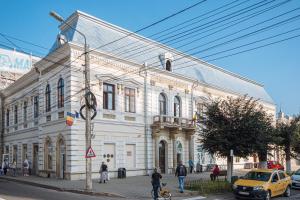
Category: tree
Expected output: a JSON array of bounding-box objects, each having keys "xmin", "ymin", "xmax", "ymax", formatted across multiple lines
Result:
[
  {"xmin": 197, "ymin": 95, "xmax": 274, "ymax": 181},
  {"xmin": 275, "ymin": 116, "xmax": 300, "ymax": 172}
]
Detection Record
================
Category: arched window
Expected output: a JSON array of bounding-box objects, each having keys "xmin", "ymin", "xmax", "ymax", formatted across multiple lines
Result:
[
  {"xmin": 57, "ymin": 78, "xmax": 64, "ymax": 108},
  {"xmin": 166, "ymin": 60, "xmax": 172, "ymax": 71},
  {"xmin": 174, "ymin": 96, "xmax": 181, "ymax": 117},
  {"xmin": 159, "ymin": 93, "xmax": 167, "ymax": 115},
  {"xmin": 45, "ymin": 84, "xmax": 51, "ymax": 112}
]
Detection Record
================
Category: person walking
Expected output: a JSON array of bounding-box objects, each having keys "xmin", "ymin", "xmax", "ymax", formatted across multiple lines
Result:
[
  {"xmin": 210, "ymin": 164, "xmax": 220, "ymax": 181},
  {"xmin": 151, "ymin": 168, "xmax": 162, "ymax": 200},
  {"xmin": 188, "ymin": 159, "xmax": 194, "ymax": 174},
  {"xmin": 3, "ymin": 159, "xmax": 9, "ymax": 175},
  {"xmin": 175, "ymin": 160, "xmax": 187, "ymax": 193},
  {"xmin": 23, "ymin": 158, "xmax": 29, "ymax": 176},
  {"xmin": 11, "ymin": 160, "xmax": 17, "ymax": 177},
  {"xmin": 99, "ymin": 162, "xmax": 108, "ymax": 183}
]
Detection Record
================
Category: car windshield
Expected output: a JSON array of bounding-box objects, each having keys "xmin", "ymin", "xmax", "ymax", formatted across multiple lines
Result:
[
  {"xmin": 295, "ymin": 169, "xmax": 300, "ymax": 175},
  {"xmin": 243, "ymin": 171, "xmax": 272, "ymax": 181}
]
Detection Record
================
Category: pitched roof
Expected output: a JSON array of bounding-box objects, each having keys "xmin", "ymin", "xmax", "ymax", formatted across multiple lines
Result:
[{"xmin": 51, "ymin": 10, "xmax": 274, "ymax": 104}]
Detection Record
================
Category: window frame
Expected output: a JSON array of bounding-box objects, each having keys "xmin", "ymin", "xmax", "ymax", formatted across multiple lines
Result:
[
  {"xmin": 6, "ymin": 109, "xmax": 10, "ymax": 127},
  {"xmin": 174, "ymin": 96, "xmax": 181, "ymax": 117},
  {"xmin": 14, "ymin": 105, "xmax": 18, "ymax": 125},
  {"xmin": 34, "ymin": 96, "xmax": 39, "ymax": 118},
  {"xmin": 159, "ymin": 93, "xmax": 167, "ymax": 115},
  {"xmin": 124, "ymin": 87, "xmax": 136, "ymax": 113},
  {"xmin": 23, "ymin": 101, "xmax": 28, "ymax": 122},
  {"xmin": 103, "ymin": 83, "xmax": 115, "ymax": 110},
  {"xmin": 45, "ymin": 84, "xmax": 51, "ymax": 112},
  {"xmin": 57, "ymin": 78, "xmax": 64, "ymax": 108}
]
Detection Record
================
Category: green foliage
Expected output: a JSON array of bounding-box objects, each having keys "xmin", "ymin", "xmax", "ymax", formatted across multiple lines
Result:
[
  {"xmin": 185, "ymin": 179, "xmax": 232, "ymax": 194},
  {"xmin": 198, "ymin": 95, "xmax": 274, "ymax": 159},
  {"xmin": 275, "ymin": 116, "xmax": 300, "ymax": 159}
]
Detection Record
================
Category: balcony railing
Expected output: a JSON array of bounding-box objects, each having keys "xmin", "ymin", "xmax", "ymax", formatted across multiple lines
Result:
[{"xmin": 152, "ymin": 115, "xmax": 195, "ymax": 129}]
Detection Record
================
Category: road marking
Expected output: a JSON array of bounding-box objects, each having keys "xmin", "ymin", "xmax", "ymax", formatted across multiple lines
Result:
[
  {"xmin": 0, "ymin": 198, "xmax": 7, "ymax": 200},
  {"xmin": 182, "ymin": 197, "xmax": 206, "ymax": 200}
]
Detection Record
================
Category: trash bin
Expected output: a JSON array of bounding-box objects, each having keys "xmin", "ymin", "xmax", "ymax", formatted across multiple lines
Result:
[
  {"xmin": 118, "ymin": 168, "xmax": 126, "ymax": 178},
  {"xmin": 196, "ymin": 163, "xmax": 203, "ymax": 173}
]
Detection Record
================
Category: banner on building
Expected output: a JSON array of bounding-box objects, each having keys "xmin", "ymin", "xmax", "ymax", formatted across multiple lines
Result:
[{"xmin": 0, "ymin": 48, "xmax": 34, "ymax": 73}]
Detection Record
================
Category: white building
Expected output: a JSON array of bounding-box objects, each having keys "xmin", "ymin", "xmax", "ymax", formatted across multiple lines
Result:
[{"xmin": 0, "ymin": 11, "xmax": 276, "ymax": 180}]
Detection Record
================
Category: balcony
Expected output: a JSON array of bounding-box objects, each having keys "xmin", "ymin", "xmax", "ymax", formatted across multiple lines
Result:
[{"xmin": 152, "ymin": 115, "xmax": 195, "ymax": 131}]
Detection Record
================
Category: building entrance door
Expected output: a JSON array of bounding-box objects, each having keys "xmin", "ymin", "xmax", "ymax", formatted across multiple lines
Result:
[
  {"xmin": 32, "ymin": 144, "xmax": 39, "ymax": 175},
  {"xmin": 159, "ymin": 141, "xmax": 166, "ymax": 173},
  {"xmin": 59, "ymin": 143, "xmax": 65, "ymax": 179}
]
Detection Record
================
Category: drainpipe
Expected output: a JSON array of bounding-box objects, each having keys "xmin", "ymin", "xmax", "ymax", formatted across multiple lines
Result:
[
  {"xmin": 0, "ymin": 91, "xmax": 4, "ymax": 163},
  {"xmin": 140, "ymin": 63, "xmax": 149, "ymax": 175}
]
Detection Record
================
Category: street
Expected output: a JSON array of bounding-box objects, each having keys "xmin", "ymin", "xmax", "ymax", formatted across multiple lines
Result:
[{"xmin": 1, "ymin": 178, "xmax": 300, "ymax": 200}]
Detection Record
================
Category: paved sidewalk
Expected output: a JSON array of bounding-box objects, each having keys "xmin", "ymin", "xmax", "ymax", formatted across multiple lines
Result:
[
  {"xmin": 0, "ymin": 170, "xmax": 248, "ymax": 199},
  {"xmin": 0, "ymin": 172, "xmax": 213, "ymax": 199}
]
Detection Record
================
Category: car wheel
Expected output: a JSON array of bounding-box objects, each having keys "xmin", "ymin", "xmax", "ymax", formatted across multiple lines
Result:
[
  {"xmin": 265, "ymin": 191, "xmax": 271, "ymax": 200},
  {"xmin": 284, "ymin": 186, "xmax": 291, "ymax": 197}
]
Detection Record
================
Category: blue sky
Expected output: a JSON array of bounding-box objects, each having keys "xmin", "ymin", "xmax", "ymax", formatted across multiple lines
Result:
[{"xmin": 0, "ymin": 0, "xmax": 299, "ymax": 115}]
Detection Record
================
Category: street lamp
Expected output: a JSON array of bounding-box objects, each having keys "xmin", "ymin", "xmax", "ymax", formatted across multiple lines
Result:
[{"xmin": 50, "ymin": 11, "xmax": 92, "ymax": 192}]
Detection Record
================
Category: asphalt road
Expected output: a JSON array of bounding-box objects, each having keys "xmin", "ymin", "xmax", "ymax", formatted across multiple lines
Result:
[
  {"xmin": 0, "ymin": 179, "xmax": 122, "ymax": 200},
  {"xmin": 205, "ymin": 189, "xmax": 300, "ymax": 200}
]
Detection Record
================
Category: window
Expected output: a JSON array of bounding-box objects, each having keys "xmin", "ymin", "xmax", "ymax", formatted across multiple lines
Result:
[
  {"xmin": 6, "ymin": 109, "xmax": 9, "ymax": 127},
  {"xmin": 103, "ymin": 83, "xmax": 115, "ymax": 110},
  {"xmin": 174, "ymin": 96, "xmax": 181, "ymax": 117},
  {"xmin": 23, "ymin": 101, "xmax": 28, "ymax": 122},
  {"xmin": 45, "ymin": 84, "xmax": 51, "ymax": 112},
  {"xmin": 279, "ymin": 172, "xmax": 286, "ymax": 180},
  {"xmin": 272, "ymin": 173, "xmax": 279, "ymax": 182},
  {"xmin": 125, "ymin": 88, "xmax": 135, "ymax": 113},
  {"xmin": 34, "ymin": 96, "xmax": 39, "ymax": 118},
  {"xmin": 166, "ymin": 60, "xmax": 172, "ymax": 71},
  {"xmin": 57, "ymin": 78, "xmax": 64, "ymax": 108},
  {"xmin": 159, "ymin": 93, "xmax": 167, "ymax": 115},
  {"xmin": 14, "ymin": 105, "xmax": 18, "ymax": 124}
]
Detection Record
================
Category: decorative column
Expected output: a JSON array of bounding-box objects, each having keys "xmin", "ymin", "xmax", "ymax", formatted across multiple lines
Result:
[
  {"xmin": 186, "ymin": 131, "xmax": 194, "ymax": 161},
  {"xmin": 153, "ymin": 131, "xmax": 160, "ymax": 169},
  {"xmin": 170, "ymin": 129, "xmax": 178, "ymax": 171}
]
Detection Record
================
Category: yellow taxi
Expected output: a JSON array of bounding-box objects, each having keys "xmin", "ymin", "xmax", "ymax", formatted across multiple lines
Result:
[{"xmin": 233, "ymin": 169, "xmax": 291, "ymax": 200}]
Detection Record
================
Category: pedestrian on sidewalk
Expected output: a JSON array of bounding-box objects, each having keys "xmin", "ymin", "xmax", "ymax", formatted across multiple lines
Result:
[
  {"xmin": 151, "ymin": 168, "xmax": 162, "ymax": 200},
  {"xmin": 3, "ymin": 159, "xmax": 9, "ymax": 175},
  {"xmin": 175, "ymin": 160, "xmax": 187, "ymax": 193},
  {"xmin": 23, "ymin": 158, "xmax": 29, "ymax": 176},
  {"xmin": 188, "ymin": 159, "xmax": 194, "ymax": 174},
  {"xmin": 99, "ymin": 161, "xmax": 108, "ymax": 183},
  {"xmin": 11, "ymin": 160, "xmax": 17, "ymax": 177},
  {"xmin": 210, "ymin": 164, "xmax": 220, "ymax": 181},
  {"xmin": 0, "ymin": 165, "xmax": 4, "ymax": 176}
]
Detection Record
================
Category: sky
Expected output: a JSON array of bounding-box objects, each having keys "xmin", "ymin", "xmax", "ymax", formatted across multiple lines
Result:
[{"xmin": 0, "ymin": 0, "xmax": 299, "ymax": 116}]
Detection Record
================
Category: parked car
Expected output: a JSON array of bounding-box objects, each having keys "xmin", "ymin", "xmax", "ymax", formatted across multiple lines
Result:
[
  {"xmin": 267, "ymin": 161, "xmax": 284, "ymax": 171},
  {"xmin": 233, "ymin": 169, "xmax": 291, "ymax": 200},
  {"xmin": 291, "ymin": 168, "xmax": 300, "ymax": 189}
]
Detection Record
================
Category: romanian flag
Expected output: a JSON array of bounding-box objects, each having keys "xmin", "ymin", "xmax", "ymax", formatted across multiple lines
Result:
[{"xmin": 66, "ymin": 116, "xmax": 74, "ymax": 126}]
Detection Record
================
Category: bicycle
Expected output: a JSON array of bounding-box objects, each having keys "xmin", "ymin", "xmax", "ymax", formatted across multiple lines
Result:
[{"xmin": 151, "ymin": 183, "xmax": 172, "ymax": 200}]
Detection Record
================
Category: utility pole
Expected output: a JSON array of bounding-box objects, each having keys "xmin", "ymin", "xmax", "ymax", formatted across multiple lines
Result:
[
  {"xmin": 84, "ymin": 44, "xmax": 92, "ymax": 191},
  {"xmin": 50, "ymin": 11, "xmax": 92, "ymax": 191}
]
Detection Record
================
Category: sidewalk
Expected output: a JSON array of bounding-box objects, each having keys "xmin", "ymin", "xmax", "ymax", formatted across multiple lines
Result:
[{"xmin": 0, "ymin": 170, "xmax": 248, "ymax": 199}]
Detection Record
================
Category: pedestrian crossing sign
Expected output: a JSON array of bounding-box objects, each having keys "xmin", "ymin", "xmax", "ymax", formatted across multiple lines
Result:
[{"xmin": 85, "ymin": 146, "xmax": 96, "ymax": 158}]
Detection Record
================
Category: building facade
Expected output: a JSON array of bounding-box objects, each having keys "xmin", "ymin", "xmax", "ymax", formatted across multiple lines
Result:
[{"xmin": 0, "ymin": 11, "xmax": 276, "ymax": 180}]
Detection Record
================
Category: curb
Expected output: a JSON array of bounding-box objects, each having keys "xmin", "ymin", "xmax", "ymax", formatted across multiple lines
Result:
[{"xmin": 0, "ymin": 176, "xmax": 125, "ymax": 198}]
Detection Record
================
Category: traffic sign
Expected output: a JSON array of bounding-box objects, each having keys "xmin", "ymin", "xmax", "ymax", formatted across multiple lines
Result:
[{"xmin": 85, "ymin": 146, "xmax": 96, "ymax": 158}]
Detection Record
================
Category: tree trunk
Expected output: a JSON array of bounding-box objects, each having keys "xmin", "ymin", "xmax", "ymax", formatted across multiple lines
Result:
[
  {"xmin": 285, "ymin": 148, "xmax": 291, "ymax": 172},
  {"xmin": 227, "ymin": 156, "xmax": 233, "ymax": 183},
  {"xmin": 258, "ymin": 152, "xmax": 268, "ymax": 169}
]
